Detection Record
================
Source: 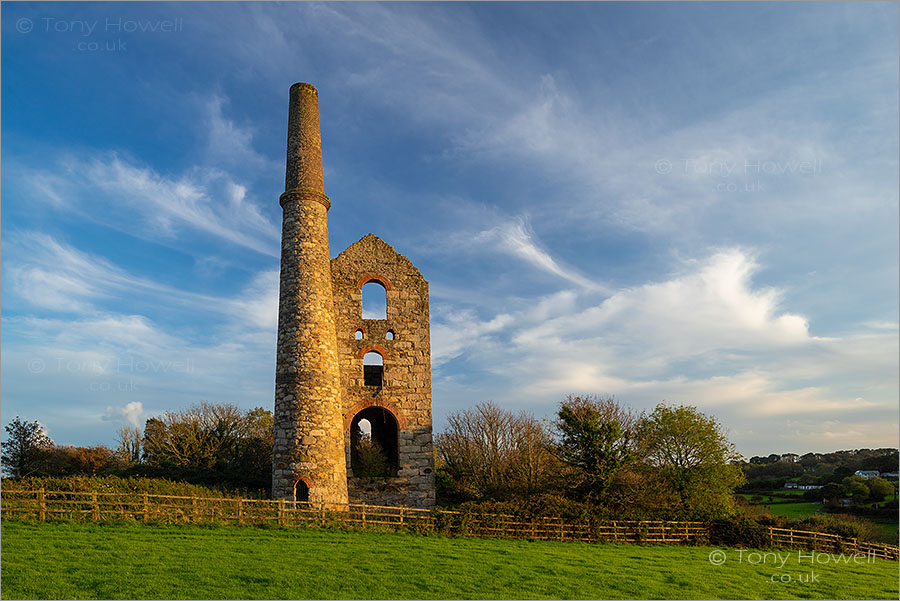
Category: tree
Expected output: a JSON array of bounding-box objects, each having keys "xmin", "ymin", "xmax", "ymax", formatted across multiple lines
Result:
[
  {"xmin": 866, "ymin": 477, "xmax": 895, "ymax": 502},
  {"xmin": 1, "ymin": 416, "xmax": 53, "ymax": 477},
  {"xmin": 553, "ymin": 395, "xmax": 643, "ymax": 501},
  {"xmin": 140, "ymin": 402, "xmax": 274, "ymax": 492},
  {"xmin": 436, "ymin": 401, "xmax": 557, "ymax": 499},
  {"xmin": 842, "ymin": 476, "xmax": 870, "ymax": 504},
  {"xmin": 640, "ymin": 403, "xmax": 745, "ymax": 518},
  {"xmin": 142, "ymin": 402, "xmax": 246, "ymax": 469},
  {"xmin": 822, "ymin": 482, "xmax": 847, "ymax": 501},
  {"xmin": 115, "ymin": 426, "xmax": 143, "ymax": 465},
  {"xmin": 39, "ymin": 444, "xmax": 123, "ymax": 475}
]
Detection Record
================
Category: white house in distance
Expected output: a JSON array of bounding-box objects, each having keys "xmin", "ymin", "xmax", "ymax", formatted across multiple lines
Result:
[
  {"xmin": 854, "ymin": 470, "xmax": 882, "ymax": 480},
  {"xmin": 783, "ymin": 482, "xmax": 822, "ymax": 490}
]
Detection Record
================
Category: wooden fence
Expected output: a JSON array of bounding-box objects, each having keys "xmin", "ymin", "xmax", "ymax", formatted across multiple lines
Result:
[
  {"xmin": 766, "ymin": 526, "xmax": 899, "ymax": 561},
  {"xmin": 1, "ymin": 488, "xmax": 896, "ymax": 560},
  {"xmin": 0, "ymin": 488, "xmax": 706, "ymax": 544}
]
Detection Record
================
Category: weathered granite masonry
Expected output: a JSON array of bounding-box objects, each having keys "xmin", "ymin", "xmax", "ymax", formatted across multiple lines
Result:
[
  {"xmin": 272, "ymin": 83, "xmax": 348, "ymax": 505},
  {"xmin": 273, "ymin": 83, "xmax": 435, "ymax": 509},
  {"xmin": 332, "ymin": 235, "xmax": 436, "ymax": 508}
]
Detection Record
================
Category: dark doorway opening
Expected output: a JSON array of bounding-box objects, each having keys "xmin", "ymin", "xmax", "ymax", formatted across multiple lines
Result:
[
  {"xmin": 295, "ymin": 479, "xmax": 310, "ymax": 503},
  {"xmin": 350, "ymin": 407, "xmax": 399, "ymax": 477}
]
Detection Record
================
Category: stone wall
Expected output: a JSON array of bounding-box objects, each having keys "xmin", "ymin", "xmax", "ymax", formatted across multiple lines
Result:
[{"xmin": 331, "ymin": 234, "xmax": 436, "ymax": 508}]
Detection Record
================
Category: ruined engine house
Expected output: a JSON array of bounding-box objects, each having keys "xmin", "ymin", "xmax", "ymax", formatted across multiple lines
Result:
[{"xmin": 271, "ymin": 83, "xmax": 435, "ymax": 508}]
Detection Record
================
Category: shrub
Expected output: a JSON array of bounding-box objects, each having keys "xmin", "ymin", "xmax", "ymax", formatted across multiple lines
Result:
[
  {"xmin": 0, "ymin": 475, "xmax": 265, "ymax": 498},
  {"xmin": 709, "ymin": 515, "xmax": 769, "ymax": 548},
  {"xmin": 353, "ymin": 439, "xmax": 391, "ymax": 478},
  {"xmin": 791, "ymin": 513, "xmax": 884, "ymax": 543}
]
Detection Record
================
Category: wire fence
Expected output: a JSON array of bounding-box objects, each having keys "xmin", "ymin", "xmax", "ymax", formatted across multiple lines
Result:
[{"xmin": 2, "ymin": 488, "xmax": 897, "ymax": 559}]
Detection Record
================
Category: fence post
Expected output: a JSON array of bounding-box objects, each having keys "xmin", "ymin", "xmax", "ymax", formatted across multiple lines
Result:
[
  {"xmin": 38, "ymin": 487, "xmax": 46, "ymax": 522},
  {"xmin": 399, "ymin": 507, "xmax": 404, "ymax": 526},
  {"xmin": 192, "ymin": 496, "xmax": 199, "ymax": 523},
  {"xmin": 92, "ymin": 492, "xmax": 99, "ymax": 522},
  {"xmin": 320, "ymin": 503, "xmax": 326, "ymax": 527},
  {"xmin": 143, "ymin": 493, "xmax": 149, "ymax": 523},
  {"xmin": 278, "ymin": 498, "xmax": 285, "ymax": 527},
  {"xmin": 238, "ymin": 498, "xmax": 243, "ymax": 524}
]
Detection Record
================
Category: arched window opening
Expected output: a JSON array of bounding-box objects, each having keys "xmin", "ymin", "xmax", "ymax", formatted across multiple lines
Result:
[
  {"xmin": 385, "ymin": 330, "xmax": 395, "ymax": 341},
  {"xmin": 355, "ymin": 329, "xmax": 364, "ymax": 340},
  {"xmin": 350, "ymin": 407, "xmax": 399, "ymax": 477},
  {"xmin": 361, "ymin": 280, "xmax": 387, "ymax": 320},
  {"xmin": 363, "ymin": 351, "xmax": 383, "ymax": 387},
  {"xmin": 294, "ymin": 479, "xmax": 310, "ymax": 503}
]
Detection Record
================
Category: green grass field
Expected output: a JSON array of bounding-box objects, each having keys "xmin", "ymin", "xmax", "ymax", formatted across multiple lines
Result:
[
  {"xmin": 762, "ymin": 502, "xmax": 826, "ymax": 520},
  {"xmin": 1, "ymin": 521, "xmax": 897, "ymax": 599},
  {"xmin": 870, "ymin": 518, "xmax": 899, "ymax": 543},
  {"xmin": 741, "ymin": 492, "xmax": 899, "ymax": 542}
]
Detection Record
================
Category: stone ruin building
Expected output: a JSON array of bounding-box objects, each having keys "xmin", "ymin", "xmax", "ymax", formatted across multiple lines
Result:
[{"xmin": 271, "ymin": 83, "xmax": 435, "ymax": 509}]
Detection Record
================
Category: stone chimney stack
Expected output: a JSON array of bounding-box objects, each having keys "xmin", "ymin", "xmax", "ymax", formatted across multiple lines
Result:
[
  {"xmin": 284, "ymin": 82, "xmax": 325, "ymax": 194},
  {"xmin": 272, "ymin": 83, "xmax": 348, "ymax": 505}
]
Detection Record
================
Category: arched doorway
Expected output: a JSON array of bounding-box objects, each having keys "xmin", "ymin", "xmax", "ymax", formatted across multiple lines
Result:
[
  {"xmin": 294, "ymin": 478, "xmax": 310, "ymax": 503},
  {"xmin": 350, "ymin": 406, "xmax": 398, "ymax": 477}
]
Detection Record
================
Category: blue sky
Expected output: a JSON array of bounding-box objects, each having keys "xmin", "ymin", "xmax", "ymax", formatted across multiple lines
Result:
[{"xmin": 2, "ymin": 1, "xmax": 897, "ymax": 457}]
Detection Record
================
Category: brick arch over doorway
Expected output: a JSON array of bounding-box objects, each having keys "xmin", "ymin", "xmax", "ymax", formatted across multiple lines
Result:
[{"xmin": 344, "ymin": 398, "xmax": 407, "ymax": 431}]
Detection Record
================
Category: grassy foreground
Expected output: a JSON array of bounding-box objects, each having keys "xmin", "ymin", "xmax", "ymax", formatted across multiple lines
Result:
[{"xmin": 1, "ymin": 521, "xmax": 897, "ymax": 600}]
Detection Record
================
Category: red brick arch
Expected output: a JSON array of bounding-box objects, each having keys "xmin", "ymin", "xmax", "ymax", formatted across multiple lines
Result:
[
  {"xmin": 358, "ymin": 344, "xmax": 389, "ymax": 361},
  {"xmin": 344, "ymin": 398, "xmax": 407, "ymax": 431},
  {"xmin": 290, "ymin": 475, "xmax": 314, "ymax": 502},
  {"xmin": 356, "ymin": 273, "xmax": 392, "ymax": 291}
]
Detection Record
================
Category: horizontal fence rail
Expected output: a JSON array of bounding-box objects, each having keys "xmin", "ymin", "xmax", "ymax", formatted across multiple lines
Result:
[
  {"xmin": 766, "ymin": 526, "xmax": 899, "ymax": 561},
  {"xmin": 1, "ymin": 488, "xmax": 896, "ymax": 560}
]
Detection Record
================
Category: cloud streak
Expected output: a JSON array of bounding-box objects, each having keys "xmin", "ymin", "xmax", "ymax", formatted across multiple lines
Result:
[{"xmin": 475, "ymin": 217, "xmax": 606, "ymax": 291}]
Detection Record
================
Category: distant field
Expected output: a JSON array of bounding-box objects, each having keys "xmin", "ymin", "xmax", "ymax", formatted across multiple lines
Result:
[
  {"xmin": 870, "ymin": 518, "xmax": 899, "ymax": 543},
  {"xmin": 740, "ymin": 490, "xmax": 899, "ymax": 542},
  {"xmin": 2, "ymin": 521, "xmax": 897, "ymax": 600},
  {"xmin": 762, "ymin": 502, "xmax": 825, "ymax": 520}
]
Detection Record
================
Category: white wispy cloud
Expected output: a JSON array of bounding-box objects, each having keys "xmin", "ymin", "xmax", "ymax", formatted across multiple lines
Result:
[
  {"xmin": 17, "ymin": 152, "xmax": 279, "ymax": 257},
  {"xmin": 203, "ymin": 94, "xmax": 280, "ymax": 175},
  {"xmin": 430, "ymin": 246, "xmax": 898, "ymax": 451},
  {"xmin": 7, "ymin": 232, "xmax": 217, "ymax": 313},
  {"xmin": 6, "ymin": 232, "xmax": 279, "ymax": 338},
  {"xmin": 474, "ymin": 217, "xmax": 606, "ymax": 291},
  {"xmin": 83, "ymin": 156, "xmax": 279, "ymax": 255}
]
